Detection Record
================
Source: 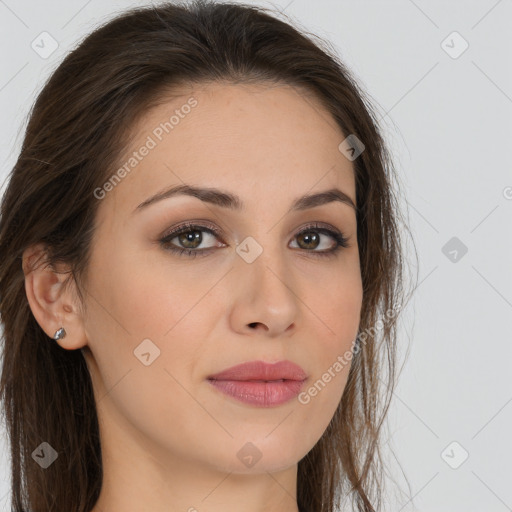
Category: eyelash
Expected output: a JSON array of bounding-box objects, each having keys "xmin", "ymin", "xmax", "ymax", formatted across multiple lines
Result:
[{"xmin": 158, "ymin": 221, "xmax": 350, "ymax": 259}]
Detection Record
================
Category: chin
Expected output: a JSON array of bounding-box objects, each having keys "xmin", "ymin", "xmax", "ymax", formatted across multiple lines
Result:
[{"xmin": 206, "ymin": 436, "xmax": 310, "ymax": 475}]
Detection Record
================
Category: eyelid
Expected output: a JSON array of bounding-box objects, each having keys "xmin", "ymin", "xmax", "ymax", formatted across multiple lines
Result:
[
  {"xmin": 294, "ymin": 222, "xmax": 351, "ymax": 250},
  {"xmin": 159, "ymin": 219, "xmax": 348, "ymax": 240},
  {"xmin": 160, "ymin": 220, "xmax": 224, "ymax": 241}
]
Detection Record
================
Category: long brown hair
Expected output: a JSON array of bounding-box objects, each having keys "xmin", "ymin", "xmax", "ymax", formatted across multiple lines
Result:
[{"xmin": 0, "ymin": 1, "xmax": 416, "ymax": 511}]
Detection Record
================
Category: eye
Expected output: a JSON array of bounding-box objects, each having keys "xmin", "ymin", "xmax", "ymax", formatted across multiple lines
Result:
[
  {"xmin": 159, "ymin": 222, "xmax": 225, "ymax": 258},
  {"xmin": 290, "ymin": 223, "xmax": 350, "ymax": 258},
  {"xmin": 159, "ymin": 221, "xmax": 350, "ymax": 258}
]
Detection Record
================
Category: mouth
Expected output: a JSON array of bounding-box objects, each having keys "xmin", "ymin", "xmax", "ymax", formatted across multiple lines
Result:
[{"xmin": 207, "ymin": 360, "xmax": 307, "ymax": 407}]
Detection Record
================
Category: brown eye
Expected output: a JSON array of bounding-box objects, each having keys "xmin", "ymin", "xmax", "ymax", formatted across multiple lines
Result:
[
  {"xmin": 159, "ymin": 222, "xmax": 225, "ymax": 257},
  {"xmin": 296, "ymin": 231, "xmax": 322, "ymax": 250},
  {"xmin": 290, "ymin": 224, "xmax": 349, "ymax": 257},
  {"xmin": 177, "ymin": 230, "xmax": 203, "ymax": 249}
]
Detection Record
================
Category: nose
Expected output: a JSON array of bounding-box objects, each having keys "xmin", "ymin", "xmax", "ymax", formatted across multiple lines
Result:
[{"xmin": 228, "ymin": 241, "xmax": 300, "ymax": 338}]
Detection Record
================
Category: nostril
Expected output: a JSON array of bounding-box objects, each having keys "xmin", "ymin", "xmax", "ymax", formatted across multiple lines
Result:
[{"xmin": 248, "ymin": 322, "xmax": 269, "ymax": 331}]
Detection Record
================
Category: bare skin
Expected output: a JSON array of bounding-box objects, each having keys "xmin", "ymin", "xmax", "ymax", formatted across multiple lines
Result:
[{"xmin": 23, "ymin": 81, "xmax": 363, "ymax": 512}]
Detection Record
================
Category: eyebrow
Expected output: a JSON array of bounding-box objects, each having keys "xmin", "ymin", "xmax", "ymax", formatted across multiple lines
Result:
[{"xmin": 133, "ymin": 184, "xmax": 356, "ymax": 214}]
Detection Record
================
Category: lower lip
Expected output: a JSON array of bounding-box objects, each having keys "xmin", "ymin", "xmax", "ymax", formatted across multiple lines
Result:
[{"xmin": 208, "ymin": 379, "xmax": 305, "ymax": 407}]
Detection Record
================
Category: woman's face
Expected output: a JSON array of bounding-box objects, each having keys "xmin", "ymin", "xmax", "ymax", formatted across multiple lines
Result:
[{"xmin": 81, "ymin": 82, "xmax": 363, "ymax": 476}]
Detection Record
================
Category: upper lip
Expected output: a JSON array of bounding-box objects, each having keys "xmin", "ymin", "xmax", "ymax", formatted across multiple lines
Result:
[{"xmin": 207, "ymin": 360, "xmax": 307, "ymax": 382}]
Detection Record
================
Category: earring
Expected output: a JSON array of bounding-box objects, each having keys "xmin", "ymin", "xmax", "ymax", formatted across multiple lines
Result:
[{"xmin": 53, "ymin": 327, "xmax": 66, "ymax": 341}]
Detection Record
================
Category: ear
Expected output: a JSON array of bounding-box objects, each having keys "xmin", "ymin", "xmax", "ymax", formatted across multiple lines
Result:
[{"xmin": 22, "ymin": 243, "xmax": 88, "ymax": 350}]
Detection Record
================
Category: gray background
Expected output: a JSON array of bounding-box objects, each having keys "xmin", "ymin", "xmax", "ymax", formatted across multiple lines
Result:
[{"xmin": 1, "ymin": 0, "xmax": 511, "ymax": 510}]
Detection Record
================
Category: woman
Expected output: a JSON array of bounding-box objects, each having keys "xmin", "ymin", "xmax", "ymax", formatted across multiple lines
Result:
[{"xmin": 0, "ymin": 1, "xmax": 414, "ymax": 511}]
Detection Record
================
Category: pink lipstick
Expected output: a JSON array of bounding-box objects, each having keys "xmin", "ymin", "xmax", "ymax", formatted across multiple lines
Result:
[{"xmin": 207, "ymin": 360, "xmax": 307, "ymax": 407}]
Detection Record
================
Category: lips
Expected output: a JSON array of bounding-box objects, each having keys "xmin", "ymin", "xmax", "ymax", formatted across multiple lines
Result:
[
  {"xmin": 207, "ymin": 360, "xmax": 307, "ymax": 382},
  {"xmin": 207, "ymin": 360, "xmax": 308, "ymax": 407}
]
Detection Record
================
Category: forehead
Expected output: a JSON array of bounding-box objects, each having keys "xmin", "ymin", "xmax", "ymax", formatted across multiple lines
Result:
[{"xmin": 101, "ymin": 81, "xmax": 356, "ymax": 218}]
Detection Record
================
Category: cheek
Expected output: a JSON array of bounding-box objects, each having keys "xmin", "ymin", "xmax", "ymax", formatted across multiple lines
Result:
[
  {"xmin": 82, "ymin": 247, "xmax": 213, "ymax": 450},
  {"xmin": 311, "ymin": 265, "xmax": 363, "ymax": 342},
  {"xmin": 90, "ymin": 245, "xmax": 218, "ymax": 377},
  {"xmin": 91, "ymin": 241, "xmax": 211, "ymax": 336},
  {"xmin": 304, "ymin": 267, "xmax": 362, "ymax": 395}
]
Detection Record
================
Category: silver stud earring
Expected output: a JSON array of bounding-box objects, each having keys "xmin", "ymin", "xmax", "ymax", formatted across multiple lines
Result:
[{"xmin": 53, "ymin": 327, "xmax": 66, "ymax": 341}]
